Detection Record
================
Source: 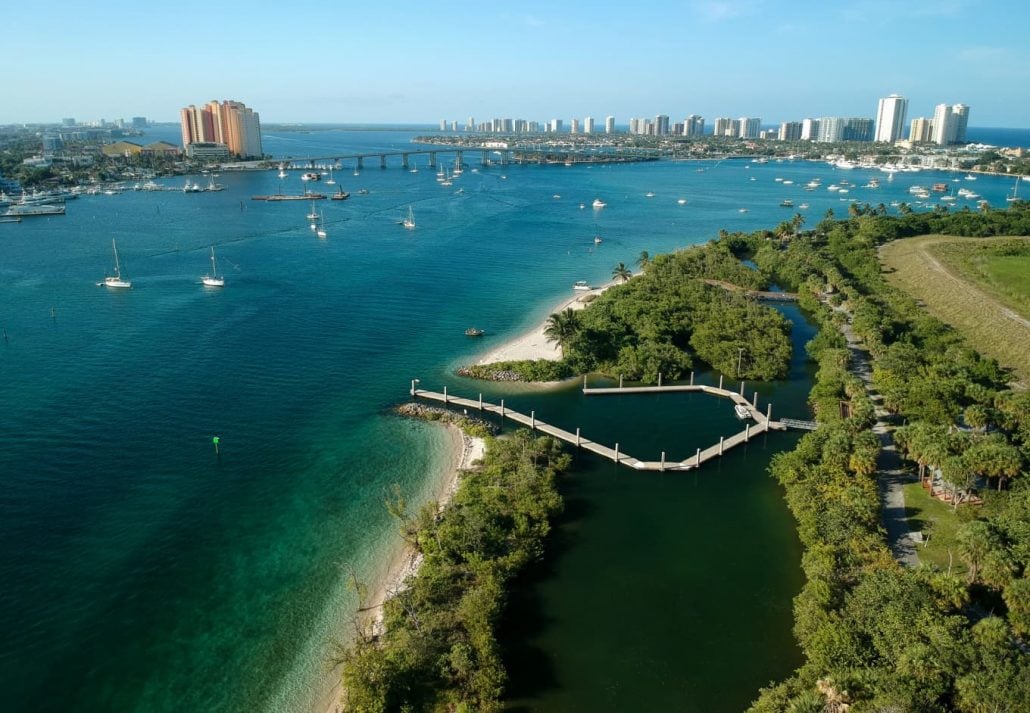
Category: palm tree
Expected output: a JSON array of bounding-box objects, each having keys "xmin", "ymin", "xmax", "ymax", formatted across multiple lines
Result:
[
  {"xmin": 542, "ymin": 308, "xmax": 581, "ymax": 355},
  {"xmin": 612, "ymin": 262, "xmax": 632, "ymax": 283},
  {"xmin": 636, "ymin": 251, "xmax": 650, "ymax": 271}
]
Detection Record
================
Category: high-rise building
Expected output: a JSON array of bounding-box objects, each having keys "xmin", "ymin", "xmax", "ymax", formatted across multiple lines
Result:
[
  {"xmin": 439, "ymin": 120, "xmax": 447, "ymax": 131},
  {"xmin": 684, "ymin": 115, "xmax": 705, "ymax": 137},
  {"xmin": 605, "ymin": 115, "xmax": 615, "ymax": 133},
  {"xmin": 800, "ymin": 118, "xmax": 820, "ymax": 141},
  {"xmin": 583, "ymin": 117, "xmax": 594, "ymax": 134},
  {"xmin": 951, "ymin": 104, "xmax": 969, "ymax": 143},
  {"xmin": 570, "ymin": 118, "xmax": 580, "ymax": 134},
  {"xmin": 874, "ymin": 94, "xmax": 908, "ymax": 143},
  {"xmin": 713, "ymin": 117, "xmax": 733, "ymax": 137},
  {"xmin": 131, "ymin": 117, "xmax": 148, "ymax": 129},
  {"xmin": 654, "ymin": 114, "xmax": 670, "ymax": 136},
  {"xmin": 180, "ymin": 100, "xmax": 262, "ymax": 158},
  {"xmin": 778, "ymin": 122, "xmax": 802, "ymax": 141},
  {"xmin": 739, "ymin": 117, "xmax": 761, "ymax": 139},
  {"xmin": 931, "ymin": 103, "xmax": 955, "ymax": 145},
  {"xmin": 629, "ymin": 117, "xmax": 641, "ymax": 134},
  {"xmin": 550, "ymin": 118, "xmax": 563, "ymax": 132},
  {"xmin": 909, "ymin": 117, "xmax": 932, "ymax": 143},
  {"xmin": 61, "ymin": 117, "xmax": 76, "ymax": 127}
]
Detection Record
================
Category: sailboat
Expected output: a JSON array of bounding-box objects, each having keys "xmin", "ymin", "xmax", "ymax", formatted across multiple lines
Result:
[
  {"xmin": 403, "ymin": 206, "xmax": 415, "ymax": 230},
  {"xmin": 306, "ymin": 201, "xmax": 319, "ymax": 221},
  {"xmin": 326, "ymin": 168, "xmax": 336, "ymax": 185},
  {"xmin": 202, "ymin": 246, "xmax": 225, "ymax": 287},
  {"xmin": 409, "ymin": 161, "xmax": 418, "ymax": 174},
  {"xmin": 1007, "ymin": 177, "xmax": 1020, "ymax": 202},
  {"xmin": 103, "ymin": 239, "xmax": 132, "ymax": 288},
  {"xmin": 316, "ymin": 211, "xmax": 327, "ymax": 239}
]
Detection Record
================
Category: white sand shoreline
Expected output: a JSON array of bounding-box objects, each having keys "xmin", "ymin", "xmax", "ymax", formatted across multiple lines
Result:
[
  {"xmin": 319, "ymin": 424, "xmax": 486, "ymax": 713},
  {"xmin": 475, "ymin": 279, "xmax": 621, "ymax": 365}
]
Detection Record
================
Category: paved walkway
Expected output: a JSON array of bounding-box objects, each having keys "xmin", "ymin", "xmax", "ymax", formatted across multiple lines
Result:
[{"xmin": 838, "ymin": 309, "xmax": 921, "ymax": 567}]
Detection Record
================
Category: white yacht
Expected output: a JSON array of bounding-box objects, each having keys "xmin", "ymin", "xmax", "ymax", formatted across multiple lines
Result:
[
  {"xmin": 103, "ymin": 239, "xmax": 132, "ymax": 289},
  {"xmin": 592, "ymin": 198, "xmax": 607, "ymax": 208},
  {"xmin": 202, "ymin": 246, "xmax": 225, "ymax": 287},
  {"xmin": 573, "ymin": 280, "xmax": 592, "ymax": 291},
  {"xmin": 734, "ymin": 404, "xmax": 752, "ymax": 420},
  {"xmin": 677, "ymin": 198, "xmax": 687, "ymax": 205},
  {"xmin": 316, "ymin": 211, "xmax": 327, "ymax": 239}
]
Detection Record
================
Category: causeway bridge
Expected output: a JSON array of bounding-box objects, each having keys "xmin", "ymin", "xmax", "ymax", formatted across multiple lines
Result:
[
  {"xmin": 226, "ymin": 146, "xmax": 659, "ymax": 172},
  {"xmin": 409, "ymin": 375, "xmax": 816, "ymax": 472}
]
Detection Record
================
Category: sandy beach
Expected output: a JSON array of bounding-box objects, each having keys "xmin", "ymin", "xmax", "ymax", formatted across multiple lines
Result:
[
  {"xmin": 320, "ymin": 424, "xmax": 486, "ymax": 713},
  {"xmin": 475, "ymin": 282, "xmax": 618, "ymax": 365}
]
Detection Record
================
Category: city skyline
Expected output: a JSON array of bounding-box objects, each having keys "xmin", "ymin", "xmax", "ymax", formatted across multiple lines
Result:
[{"xmin": 4, "ymin": 0, "xmax": 1030, "ymax": 127}]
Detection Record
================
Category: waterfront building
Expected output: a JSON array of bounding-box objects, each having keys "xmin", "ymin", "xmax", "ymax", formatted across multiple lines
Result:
[
  {"xmin": 583, "ymin": 117, "xmax": 594, "ymax": 134},
  {"xmin": 800, "ymin": 118, "xmax": 820, "ymax": 141},
  {"xmin": 817, "ymin": 117, "xmax": 845, "ymax": 143},
  {"xmin": 570, "ymin": 118, "xmax": 580, "ymax": 134},
  {"xmin": 684, "ymin": 115, "xmax": 705, "ymax": 137},
  {"xmin": 739, "ymin": 117, "xmax": 761, "ymax": 139},
  {"xmin": 439, "ymin": 120, "xmax": 447, "ymax": 131},
  {"xmin": 713, "ymin": 117, "xmax": 732, "ymax": 137},
  {"xmin": 185, "ymin": 142, "xmax": 230, "ymax": 160},
  {"xmin": 131, "ymin": 117, "xmax": 147, "ymax": 129},
  {"xmin": 931, "ymin": 103, "xmax": 955, "ymax": 145},
  {"xmin": 180, "ymin": 100, "xmax": 262, "ymax": 158},
  {"xmin": 759, "ymin": 129, "xmax": 777, "ymax": 140},
  {"xmin": 844, "ymin": 118, "xmax": 874, "ymax": 142},
  {"xmin": 778, "ymin": 122, "xmax": 802, "ymax": 141},
  {"xmin": 874, "ymin": 94, "xmax": 908, "ymax": 143},
  {"xmin": 549, "ymin": 118, "xmax": 563, "ymax": 133},
  {"xmin": 605, "ymin": 115, "xmax": 615, "ymax": 133},
  {"xmin": 909, "ymin": 116, "xmax": 932, "ymax": 143},
  {"xmin": 816, "ymin": 117, "xmax": 873, "ymax": 143},
  {"xmin": 629, "ymin": 117, "xmax": 641, "ymax": 135},
  {"xmin": 952, "ymin": 104, "xmax": 969, "ymax": 143},
  {"xmin": 61, "ymin": 118, "xmax": 76, "ymax": 127},
  {"xmin": 528, "ymin": 121, "xmax": 540, "ymax": 133},
  {"xmin": 655, "ymin": 114, "xmax": 670, "ymax": 136}
]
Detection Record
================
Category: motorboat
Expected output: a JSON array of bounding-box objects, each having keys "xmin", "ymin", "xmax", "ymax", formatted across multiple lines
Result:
[
  {"xmin": 592, "ymin": 198, "xmax": 606, "ymax": 208},
  {"xmin": 464, "ymin": 327, "xmax": 485, "ymax": 337},
  {"xmin": 573, "ymin": 280, "xmax": 592, "ymax": 291},
  {"xmin": 734, "ymin": 404, "xmax": 752, "ymax": 420}
]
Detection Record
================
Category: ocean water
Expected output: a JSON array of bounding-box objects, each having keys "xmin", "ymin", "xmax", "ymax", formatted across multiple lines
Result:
[{"xmin": 1, "ymin": 129, "xmax": 1023, "ymax": 712}]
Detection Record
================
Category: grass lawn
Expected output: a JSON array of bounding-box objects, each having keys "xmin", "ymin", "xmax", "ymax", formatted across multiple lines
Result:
[
  {"xmin": 880, "ymin": 235, "xmax": 1030, "ymax": 385},
  {"xmin": 901, "ymin": 481, "xmax": 979, "ymax": 576}
]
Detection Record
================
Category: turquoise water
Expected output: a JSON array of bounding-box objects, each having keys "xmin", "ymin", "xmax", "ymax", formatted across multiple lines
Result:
[{"xmin": 1, "ymin": 129, "xmax": 1022, "ymax": 712}]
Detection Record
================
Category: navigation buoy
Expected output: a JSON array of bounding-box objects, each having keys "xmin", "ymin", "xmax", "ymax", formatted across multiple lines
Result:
[{"xmin": 212, "ymin": 435, "xmax": 220, "ymax": 456}]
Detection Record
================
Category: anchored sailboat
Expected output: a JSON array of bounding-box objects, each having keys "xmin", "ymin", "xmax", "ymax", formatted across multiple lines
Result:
[
  {"xmin": 403, "ymin": 206, "xmax": 415, "ymax": 230},
  {"xmin": 202, "ymin": 246, "xmax": 224, "ymax": 287},
  {"xmin": 103, "ymin": 239, "xmax": 132, "ymax": 288}
]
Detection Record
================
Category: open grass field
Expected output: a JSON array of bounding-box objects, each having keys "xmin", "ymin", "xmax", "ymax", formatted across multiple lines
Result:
[
  {"xmin": 902, "ymin": 482, "xmax": 972, "ymax": 576},
  {"xmin": 880, "ymin": 235, "xmax": 1030, "ymax": 386}
]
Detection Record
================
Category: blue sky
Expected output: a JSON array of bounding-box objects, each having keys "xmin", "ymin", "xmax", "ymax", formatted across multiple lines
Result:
[{"xmin": 5, "ymin": 0, "xmax": 1029, "ymax": 127}]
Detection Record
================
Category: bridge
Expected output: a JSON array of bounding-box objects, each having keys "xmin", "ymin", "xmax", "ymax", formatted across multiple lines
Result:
[
  {"xmin": 224, "ymin": 146, "xmax": 659, "ymax": 173},
  {"xmin": 701, "ymin": 279, "xmax": 799, "ymax": 302},
  {"xmin": 408, "ymin": 375, "xmax": 814, "ymax": 472}
]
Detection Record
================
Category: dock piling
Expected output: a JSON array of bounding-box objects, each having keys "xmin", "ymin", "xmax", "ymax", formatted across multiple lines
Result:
[
  {"xmin": 658, "ymin": 372, "xmax": 663, "ymax": 387},
  {"xmin": 745, "ymin": 423, "xmax": 750, "ymax": 442},
  {"xmin": 740, "ymin": 381, "xmax": 745, "ymax": 396},
  {"xmin": 619, "ymin": 374, "xmax": 623, "ymax": 389},
  {"xmin": 766, "ymin": 403, "xmax": 772, "ymax": 421},
  {"xmin": 690, "ymin": 371, "xmax": 694, "ymax": 385},
  {"xmin": 660, "ymin": 451, "xmax": 666, "ymax": 472},
  {"xmin": 583, "ymin": 374, "xmax": 588, "ymax": 389},
  {"xmin": 478, "ymin": 393, "xmax": 483, "ymax": 410},
  {"xmin": 531, "ymin": 410, "xmax": 536, "ymax": 430},
  {"xmin": 443, "ymin": 386, "xmax": 448, "ymax": 404},
  {"xmin": 719, "ymin": 436, "xmax": 725, "ymax": 456},
  {"xmin": 576, "ymin": 427, "xmax": 581, "ymax": 447},
  {"xmin": 718, "ymin": 374, "xmax": 723, "ymax": 390},
  {"xmin": 614, "ymin": 443, "xmax": 620, "ymax": 463},
  {"xmin": 696, "ymin": 447, "xmax": 701, "ymax": 467},
  {"xmin": 753, "ymin": 391, "xmax": 759, "ymax": 407},
  {"xmin": 500, "ymin": 399, "xmax": 505, "ymax": 421}
]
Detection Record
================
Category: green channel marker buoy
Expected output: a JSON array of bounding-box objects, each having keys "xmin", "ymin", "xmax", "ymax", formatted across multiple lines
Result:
[{"xmin": 212, "ymin": 436, "xmax": 220, "ymax": 455}]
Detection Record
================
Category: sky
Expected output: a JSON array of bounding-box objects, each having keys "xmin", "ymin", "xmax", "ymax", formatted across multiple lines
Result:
[{"xmin": 4, "ymin": 0, "xmax": 1029, "ymax": 127}]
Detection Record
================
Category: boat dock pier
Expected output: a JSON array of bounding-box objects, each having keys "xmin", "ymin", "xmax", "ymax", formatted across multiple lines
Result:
[{"xmin": 409, "ymin": 376, "xmax": 814, "ymax": 472}]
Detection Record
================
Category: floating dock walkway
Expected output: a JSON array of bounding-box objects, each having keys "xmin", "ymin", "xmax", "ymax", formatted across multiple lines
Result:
[{"xmin": 409, "ymin": 376, "xmax": 815, "ymax": 472}]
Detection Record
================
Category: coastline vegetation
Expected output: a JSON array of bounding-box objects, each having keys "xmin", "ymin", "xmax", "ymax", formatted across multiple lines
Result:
[
  {"xmin": 463, "ymin": 240, "xmax": 794, "ymax": 385},
  {"xmin": 741, "ymin": 203, "xmax": 1030, "ymax": 710},
  {"xmin": 338, "ymin": 429, "xmax": 570, "ymax": 712},
  {"xmin": 343, "ymin": 204, "xmax": 1029, "ymax": 712}
]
